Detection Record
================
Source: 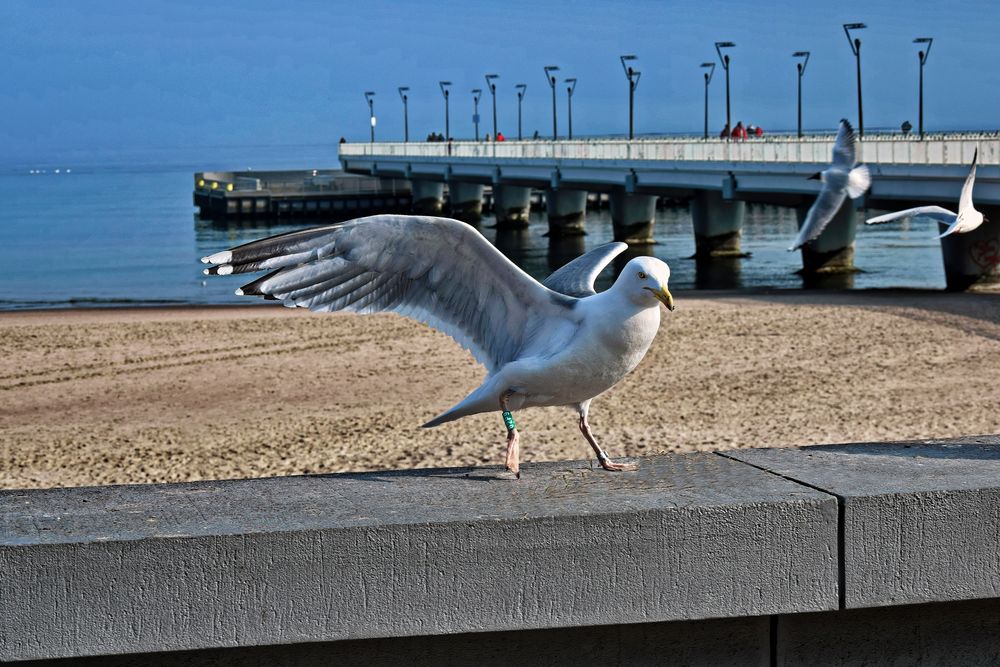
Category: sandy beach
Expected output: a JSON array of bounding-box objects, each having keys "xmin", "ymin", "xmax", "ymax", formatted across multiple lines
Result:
[{"xmin": 2, "ymin": 290, "xmax": 999, "ymax": 489}]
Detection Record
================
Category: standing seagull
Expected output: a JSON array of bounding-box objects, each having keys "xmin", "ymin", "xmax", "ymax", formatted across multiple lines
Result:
[
  {"xmin": 789, "ymin": 119, "xmax": 871, "ymax": 251},
  {"xmin": 866, "ymin": 149, "xmax": 987, "ymax": 237},
  {"xmin": 201, "ymin": 215, "xmax": 675, "ymax": 477}
]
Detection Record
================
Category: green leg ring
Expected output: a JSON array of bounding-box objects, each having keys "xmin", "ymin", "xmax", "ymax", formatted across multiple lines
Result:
[{"xmin": 502, "ymin": 410, "xmax": 516, "ymax": 432}]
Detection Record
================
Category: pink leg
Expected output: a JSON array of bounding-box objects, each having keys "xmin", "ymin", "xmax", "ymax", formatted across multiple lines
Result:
[
  {"xmin": 500, "ymin": 392, "xmax": 520, "ymax": 479},
  {"xmin": 579, "ymin": 414, "xmax": 637, "ymax": 472}
]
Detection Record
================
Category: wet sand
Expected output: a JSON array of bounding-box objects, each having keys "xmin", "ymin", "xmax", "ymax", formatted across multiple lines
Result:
[{"xmin": 2, "ymin": 291, "xmax": 999, "ymax": 489}]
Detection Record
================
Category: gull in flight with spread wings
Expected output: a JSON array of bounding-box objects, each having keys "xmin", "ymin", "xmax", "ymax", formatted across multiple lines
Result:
[
  {"xmin": 201, "ymin": 215, "xmax": 675, "ymax": 478},
  {"xmin": 866, "ymin": 149, "xmax": 987, "ymax": 237},
  {"xmin": 789, "ymin": 119, "xmax": 872, "ymax": 251}
]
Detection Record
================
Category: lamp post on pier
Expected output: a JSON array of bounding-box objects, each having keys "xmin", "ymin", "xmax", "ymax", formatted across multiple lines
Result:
[
  {"xmin": 471, "ymin": 88, "xmax": 482, "ymax": 141},
  {"xmin": 843, "ymin": 22, "xmax": 867, "ymax": 137},
  {"xmin": 397, "ymin": 87, "xmax": 409, "ymax": 142},
  {"xmin": 620, "ymin": 55, "xmax": 639, "ymax": 140},
  {"xmin": 439, "ymin": 81, "xmax": 451, "ymax": 140},
  {"xmin": 565, "ymin": 78, "xmax": 577, "ymax": 140},
  {"xmin": 793, "ymin": 51, "xmax": 810, "ymax": 138},
  {"xmin": 364, "ymin": 91, "xmax": 375, "ymax": 143},
  {"xmin": 699, "ymin": 62, "xmax": 714, "ymax": 139},
  {"xmin": 544, "ymin": 65, "xmax": 560, "ymax": 140},
  {"xmin": 515, "ymin": 84, "xmax": 527, "ymax": 141},
  {"xmin": 714, "ymin": 42, "xmax": 735, "ymax": 139},
  {"xmin": 914, "ymin": 37, "xmax": 933, "ymax": 139},
  {"xmin": 485, "ymin": 74, "xmax": 499, "ymax": 140}
]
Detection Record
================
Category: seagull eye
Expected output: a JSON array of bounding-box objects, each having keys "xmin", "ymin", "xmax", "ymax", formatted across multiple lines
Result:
[{"xmin": 637, "ymin": 271, "xmax": 647, "ymax": 280}]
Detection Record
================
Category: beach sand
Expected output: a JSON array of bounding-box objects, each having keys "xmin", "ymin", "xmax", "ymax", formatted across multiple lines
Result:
[{"xmin": 2, "ymin": 291, "xmax": 999, "ymax": 489}]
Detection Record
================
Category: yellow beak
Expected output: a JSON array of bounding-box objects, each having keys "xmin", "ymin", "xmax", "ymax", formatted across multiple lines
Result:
[{"xmin": 647, "ymin": 286, "xmax": 675, "ymax": 311}]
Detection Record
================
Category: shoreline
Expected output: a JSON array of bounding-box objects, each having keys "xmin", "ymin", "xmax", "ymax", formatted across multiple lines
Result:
[{"xmin": 3, "ymin": 290, "xmax": 1000, "ymax": 490}]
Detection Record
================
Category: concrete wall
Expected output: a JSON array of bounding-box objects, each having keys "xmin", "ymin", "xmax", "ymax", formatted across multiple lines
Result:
[{"xmin": 4, "ymin": 436, "xmax": 1000, "ymax": 664}]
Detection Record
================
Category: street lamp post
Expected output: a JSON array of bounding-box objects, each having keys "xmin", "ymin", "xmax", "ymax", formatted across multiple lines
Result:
[
  {"xmin": 914, "ymin": 37, "xmax": 933, "ymax": 138},
  {"xmin": 544, "ymin": 65, "xmax": 560, "ymax": 140},
  {"xmin": 564, "ymin": 78, "xmax": 577, "ymax": 140},
  {"xmin": 843, "ymin": 23, "xmax": 867, "ymax": 137},
  {"xmin": 715, "ymin": 42, "xmax": 735, "ymax": 139},
  {"xmin": 515, "ymin": 84, "xmax": 527, "ymax": 141},
  {"xmin": 793, "ymin": 51, "xmax": 810, "ymax": 138},
  {"xmin": 397, "ymin": 86, "xmax": 409, "ymax": 142},
  {"xmin": 364, "ymin": 91, "xmax": 375, "ymax": 143},
  {"xmin": 471, "ymin": 88, "xmax": 482, "ymax": 141},
  {"xmin": 620, "ymin": 55, "xmax": 639, "ymax": 140},
  {"xmin": 439, "ymin": 81, "xmax": 451, "ymax": 139},
  {"xmin": 485, "ymin": 74, "xmax": 499, "ymax": 140},
  {"xmin": 699, "ymin": 62, "xmax": 715, "ymax": 139}
]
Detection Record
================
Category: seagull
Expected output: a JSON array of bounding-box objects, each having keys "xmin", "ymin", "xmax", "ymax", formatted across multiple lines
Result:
[
  {"xmin": 201, "ymin": 215, "xmax": 675, "ymax": 477},
  {"xmin": 865, "ymin": 149, "xmax": 987, "ymax": 237},
  {"xmin": 789, "ymin": 119, "xmax": 871, "ymax": 251}
]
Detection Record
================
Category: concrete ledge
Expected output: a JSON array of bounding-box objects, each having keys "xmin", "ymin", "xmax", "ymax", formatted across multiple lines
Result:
[
  {"xmin": 5, "ymin": 437, "xmax": 1000, "ymax": 663},
  {"xmin": 728, "ymin": 435, "xmax": 1000, "ymax": 609},
  {"xmin": 1, "ymin": 453, "xmax": 837, "ymax": 662}
]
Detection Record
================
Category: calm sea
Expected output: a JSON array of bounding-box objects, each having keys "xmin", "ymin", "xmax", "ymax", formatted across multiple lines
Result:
[{"xmin": 0, "ymin": 144, "xmax": 945, "ymax": 310}]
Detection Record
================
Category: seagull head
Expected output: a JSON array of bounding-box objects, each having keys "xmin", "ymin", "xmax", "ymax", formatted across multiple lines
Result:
[{"xmin": 618, "ymin": 257, "xmax": 674, "ymax": 311}]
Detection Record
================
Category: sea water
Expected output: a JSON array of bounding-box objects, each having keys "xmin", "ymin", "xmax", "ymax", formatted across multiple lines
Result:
[{"xmin": 0, "ymin": 146, "xmax": 945, "ymax": 310}]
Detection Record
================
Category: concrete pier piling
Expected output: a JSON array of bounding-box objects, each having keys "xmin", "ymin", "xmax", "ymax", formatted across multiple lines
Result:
[
  {"xmin": 610, "ymin": 188, "xmax": 657, "ymax": 244},
  {"xmin": 545, "ymin": 188, "xmax": 587, "ymax": 236},
  {"xmin": 939, "ymin": 209, "xmax": 1000, "ymax": 290},
  {"xmin": 447, "ymin": 182, "xmax": 484, "ymax": 224},
  {"xmin": 493, "ymin": 184, "xmax": 532, "ymax": 229},
  {"xmin": 410, "ymin": 180, "xmax": 445, "ymax": 215},
  {"xmin": 690, "ymin": 189, "xmax": 748, "ymax": 258},
  {"xmin": 796, "ymin": 199, "xmax": 859, "ymax": 274}
]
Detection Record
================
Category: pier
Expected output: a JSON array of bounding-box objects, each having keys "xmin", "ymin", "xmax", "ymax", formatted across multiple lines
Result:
[
  {"xmin": 193, "ymin": 170, "xmax": 411, "ymax": 220},
  {"xmin": 340, "ymin": 133, "xmax": 1000, "ymax": 290}
]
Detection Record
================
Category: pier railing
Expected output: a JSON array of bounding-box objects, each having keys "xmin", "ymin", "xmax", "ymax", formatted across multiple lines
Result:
[
  {"xmin": 340, "ymin": 133, "xmax": 1000, "ymax": 166},
  {"xmin": 4, "ymin": 436, "xmax": 1000, "ymax": 664}
]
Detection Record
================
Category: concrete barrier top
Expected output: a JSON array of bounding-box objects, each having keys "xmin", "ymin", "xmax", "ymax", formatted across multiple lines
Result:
[
  {"xmin": 3, "ymin": 437, "xmax": 1000, "ymax": 662},
  {"xmin": 2, "ymin": 452, "xmax": 837, "ymax": 661},
  {"xmin": 3, "ymin": 452, "xmax": 830, "ymax": 546}
]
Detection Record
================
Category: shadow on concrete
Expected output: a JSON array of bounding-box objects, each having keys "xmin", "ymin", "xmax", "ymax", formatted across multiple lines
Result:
[{"xmin": 803, "ymin": 437, "xmax": 1000, "ymax": 461}]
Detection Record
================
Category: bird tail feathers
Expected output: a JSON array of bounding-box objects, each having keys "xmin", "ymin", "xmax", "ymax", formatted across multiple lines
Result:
[{"xmin": 846, "ymin": 164, "xmax": 871, "ymax": 199}]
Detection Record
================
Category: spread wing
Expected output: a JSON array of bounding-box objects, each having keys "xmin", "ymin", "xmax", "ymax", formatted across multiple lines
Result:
[
  {"xmin": 201, "ymin": 215, "xmax": 575, "ymax": 372},
  {"xmin": 789, "ymin": 185, "xmax": 848, "ymax": 251},
  {"xmin": 865, "ymin": 206, "xmax": 957, "ymax": 226},
  {"xmin": 959, "ymin": 148, "xmax": 978, "ymax": 215},
  {"xmin": 542, "ymin": 242, "xmax": 628, "ymax": 297},
  {"xmin": 831, "ymin": 119, "xmax": 857, "ymax": 171}
]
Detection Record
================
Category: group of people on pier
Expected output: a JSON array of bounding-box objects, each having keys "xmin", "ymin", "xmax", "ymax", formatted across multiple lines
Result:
[{"xmin": 720, "ymin": 121, "xmax": 764, "ymax": 140}]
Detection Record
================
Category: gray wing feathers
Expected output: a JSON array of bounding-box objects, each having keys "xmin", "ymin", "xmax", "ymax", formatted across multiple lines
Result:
[
  {"xmin": 831, "ymin": 119, "xmax": 857, "ymax": 171},
  {"xmin": 865, "ymin": 206, "xmax": 957, "ymax": 226},
  {"xmin": 959, "ymin": 148, "xmax": 978, "ymax": 214},
  {"xmin": 542, "ymin": 242, "xmax": 628, "ymax": 297},
  {"xmin": 790, "ymin": 186, "xmax": 847, "ymax": 251},
  {"xmin": 202, "ymin": 215, "xmax": 568, "ymax": 372}
]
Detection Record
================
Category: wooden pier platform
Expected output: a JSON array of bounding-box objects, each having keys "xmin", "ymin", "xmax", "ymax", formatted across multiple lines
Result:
[{"xmin": 193, "ymin": 170, "xmax": 411, "ymax": 220}]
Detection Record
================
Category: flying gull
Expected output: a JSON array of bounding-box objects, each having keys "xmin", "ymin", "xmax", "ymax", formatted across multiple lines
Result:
[
  {"xmin": 866, "ymin": 149, "xmax": 987, "ymax": 237},
  {"xmin": 201, "ymin": 215, "xmax": 675, "ymax": 477},
  {"xmin": 789, "ymin": 119, "xmax": 871, "ymax": 251}
]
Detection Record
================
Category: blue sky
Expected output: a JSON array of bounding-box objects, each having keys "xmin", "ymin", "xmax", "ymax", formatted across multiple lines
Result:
[{"xmin": 2, "ymin": 0, "xmax": 997, "ymax": 164}]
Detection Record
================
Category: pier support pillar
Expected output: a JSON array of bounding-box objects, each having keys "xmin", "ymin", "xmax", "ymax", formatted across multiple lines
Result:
[
  {"xmin": 689, "ymin": 190, "xmax": 747, "ymax": 258},
  {"xmin": 545, "ymin": 189, "xmax": 587, "ymax": 236},
  {"xmin": 493, "ymin": 185, "xmax": 532, "ymax": 229},
  {"xmin": 795, "ymin": 200, "xmax": 858, "ymax": 274},
  {"xmin": 410, "ymin": 180, "xmax": 444, "ymax": 216},
  {"xmin": 939, "ymin": 207, "xmax": 1000, "ymax": 291},
  {"xmin": 448, "ymin": 182, "xmax": 484, "ymax": 224},
  {"xmin": 610, "ymin": 188, "xmax": 657, "ymax": 244}
]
